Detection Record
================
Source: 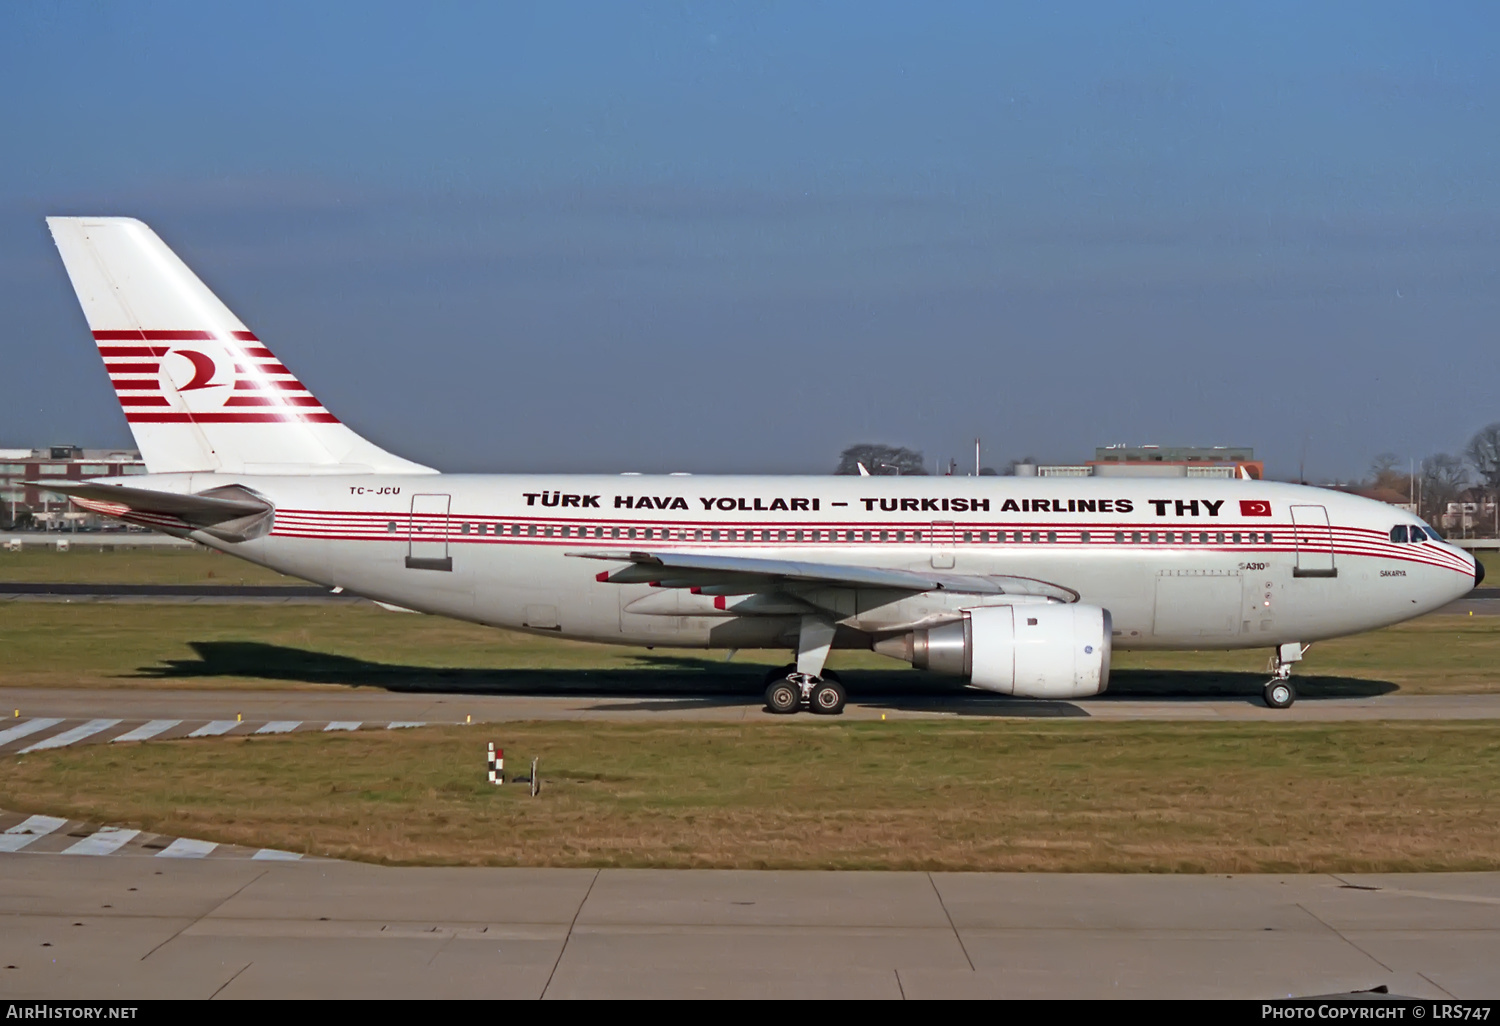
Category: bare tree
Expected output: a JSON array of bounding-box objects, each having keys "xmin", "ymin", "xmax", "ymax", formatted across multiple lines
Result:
[
  {"xmin": 1367, "ymin": 451, "xmax": 1409, "ymax": 498},
  {"xmin": 1419, "ymin": 453, "xmax": 1470, "ymax": 525},
  {"xmin": 835, "ymin": 444, "xmax": 929, "ymax": 476},
  {"xmin": 1466, "ymin": 423, "xmax": 1500, "ymax": 493}
]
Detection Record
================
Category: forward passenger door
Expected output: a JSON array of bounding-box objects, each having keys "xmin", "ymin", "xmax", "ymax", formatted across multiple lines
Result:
[{"xmin": 1290, "ymin": 505, "xmax": 1336, "ymax": 578}]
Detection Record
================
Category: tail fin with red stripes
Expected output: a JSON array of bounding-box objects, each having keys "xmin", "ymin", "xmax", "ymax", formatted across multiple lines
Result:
[{"xmin": 46, "ymin": 217, "xmax": 434, "ymax": 476}]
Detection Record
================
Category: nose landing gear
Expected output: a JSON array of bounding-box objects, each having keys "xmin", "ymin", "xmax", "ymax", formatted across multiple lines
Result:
[
  {"xmin": 1263, "ymin": 642, "xmax": 1306, "ymax": 708},
  {"xmin": 1263, "ymin": 677, "xmax": 1296, "ymax": 709}
]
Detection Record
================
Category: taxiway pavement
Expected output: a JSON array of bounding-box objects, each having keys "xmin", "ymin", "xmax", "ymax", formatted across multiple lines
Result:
[
  {"xmin": 1, "ymin": 856, "xmax": 1495, "ymax": 998},
  {"xmin": 3, "ymin": 687, "xmax": 1499, "ymax": 735}
]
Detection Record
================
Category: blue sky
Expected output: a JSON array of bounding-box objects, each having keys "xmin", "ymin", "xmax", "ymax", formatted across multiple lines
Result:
[{"xmin": 1, "ymin": 2, "xmax": 1496, "ymax": 478}]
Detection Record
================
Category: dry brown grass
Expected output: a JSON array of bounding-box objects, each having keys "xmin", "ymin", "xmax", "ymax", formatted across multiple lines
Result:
[{"xmin": 7, "ymin": 720, "xmax": 1499, "ymax": 872}]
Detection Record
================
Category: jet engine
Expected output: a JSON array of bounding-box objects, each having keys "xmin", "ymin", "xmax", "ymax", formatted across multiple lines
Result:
[{"xmin": 873, "ymin": 603, "xmax": 1112, "ymax": 699}]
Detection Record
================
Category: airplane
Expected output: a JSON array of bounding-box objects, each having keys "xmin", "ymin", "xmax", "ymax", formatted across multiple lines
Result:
[{"xmin": 35, "ymin": 217, "xmax": 1482, "ymax": 712}]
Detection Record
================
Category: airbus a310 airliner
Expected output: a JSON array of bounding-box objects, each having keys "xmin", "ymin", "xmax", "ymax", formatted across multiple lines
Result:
[{"xmin": 37, "ymin": 218, "xmax": 1481, "ymax": 712}]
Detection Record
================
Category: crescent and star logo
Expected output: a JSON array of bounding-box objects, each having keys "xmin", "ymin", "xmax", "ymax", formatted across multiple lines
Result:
[
  {"xmin": 161, "ymin": 347, "xmax": 231, "ymax": 407},
  {"xmin": 173, "ymin": 349, "xmax": 221, "ymax": 390},
  {"xmin": 1240, "ymin": 500, "xmax": 1272, "ymax": 517}
]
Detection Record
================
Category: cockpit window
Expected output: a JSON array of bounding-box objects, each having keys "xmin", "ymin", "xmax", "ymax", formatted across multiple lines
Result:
[
  {"xmin": 1390, "ymin": 525, "xmax": 1409, "ymax": 543},
  {"xmin": 1409, "ymin": 526, "xmax": 1427, "ymax": 542}
]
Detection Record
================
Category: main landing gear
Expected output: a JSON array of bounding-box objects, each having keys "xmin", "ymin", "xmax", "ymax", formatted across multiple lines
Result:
[
  {"xmin": 1263, "ymin": 642, "xmax": 1306, "ymax": 709},
  {"xmin": 763, "ymin": 666, "xmax": 846, "ymax": 715},
  {"xmin": 763, "ymin": 615, "xmax": 846, "ymax": 715}
]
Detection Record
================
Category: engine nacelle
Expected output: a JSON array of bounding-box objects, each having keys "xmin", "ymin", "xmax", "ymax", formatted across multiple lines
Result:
[{"xmin": 876, "ymin": 603, "xmax": 1112, "ymax": 699}]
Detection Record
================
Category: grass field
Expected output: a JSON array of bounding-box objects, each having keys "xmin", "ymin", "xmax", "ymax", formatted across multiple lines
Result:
[
  {"xmin": 1478, "ymin": 548, "xmax": 1499, "ymax": 581},
  {"xmin": 0, "ymin": 601, "xmax": 1496, "ymax": 696},
  {"xmin": 0, "ymin": 547, "xmax": 298, "ymax": 586},
  {"xmin": 7, "ymin": 720, "xmax": 1498, "ymax": 872}
]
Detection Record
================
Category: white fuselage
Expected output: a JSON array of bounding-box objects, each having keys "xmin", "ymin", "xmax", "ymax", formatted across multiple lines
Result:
[{"xmin": 132, "ymin": 472, "xmax": 1476, "ymax": 655}]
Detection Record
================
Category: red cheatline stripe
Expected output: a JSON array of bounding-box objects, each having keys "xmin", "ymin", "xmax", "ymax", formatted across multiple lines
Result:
[
  {"xmin": 224, "ymin": 396, "xmax": 325, "ymax": 407},
  {"xmin": 91, "ymin": 329, "xmax": 260, "ymax": 341},
  {"xmin": 235, "ymin": 379, "xmax": 311, "ymax": 391},
  {"xmin": 103, "ymin": 363, "xmax": 159, "ymax": 374},
  {"xmin": 118, "ymin": 396, "xmax": 171, "ymax": 407},
  {"xmin": 94, "ymin": 329, "xmax": 212, "ymax": 340},
  {"xmin": 110, "ymin": 378, "xmax": 161, "ymax": 390},
  {"xmin": 98, "ymin": 345, "xmax": 169, "ymax": 357},
  {"xmin": 124, "ymin": 412, "xmax": 339, "ymax": 423}
]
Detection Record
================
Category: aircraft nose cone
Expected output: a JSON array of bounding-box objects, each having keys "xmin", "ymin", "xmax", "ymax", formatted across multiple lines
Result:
[{"xmin": 1477, "ymin": 557, "xmax": 1487, "ymax": 587}]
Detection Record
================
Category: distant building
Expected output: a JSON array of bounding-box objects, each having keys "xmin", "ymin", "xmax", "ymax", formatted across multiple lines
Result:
[
  {"xmin": 0, "ymin": 446, "xmax": 147, "ymax": 529},
  {"xmin": 1018, "ymin": 445, "xmax": 1262, "ymax": 480}
]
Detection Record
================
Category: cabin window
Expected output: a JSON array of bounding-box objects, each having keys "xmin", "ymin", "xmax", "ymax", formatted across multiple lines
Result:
[
  {"xmin": 1080, "ymin": 531, "xmax": 1090, "ymax": 543},
  {"xmin": 1114, "ymin": 532, "xmax": 1124, "ymax": 543},
  {"xmin": 1047, "ymin": 531, "xmax": 1056, "ymax": 543},
  {"xmin": 387, "ymin": 522, "xmax": 397, "ymax": 533},
  {"xmin": 1132, "ymin": 532, "xmax": 1143, "ymax": 544}
]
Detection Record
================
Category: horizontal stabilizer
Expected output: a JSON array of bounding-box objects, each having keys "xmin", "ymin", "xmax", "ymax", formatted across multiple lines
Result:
[{"xmin": 32, "ymin": 481, "xmax": 275, "ymax": 542}]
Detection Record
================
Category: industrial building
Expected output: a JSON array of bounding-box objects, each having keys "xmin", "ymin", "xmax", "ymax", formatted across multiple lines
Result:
[
  {"xmin": 0, "ymin": 445, "xmax": 147, "ymax": 530},
  {"xmin": 1023, "ymin": 445, "xmax": 1263, "ymax": 480}
]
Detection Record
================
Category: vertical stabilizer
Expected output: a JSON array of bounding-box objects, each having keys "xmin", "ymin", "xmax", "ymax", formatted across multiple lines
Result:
[{"xmin": 47, "ymin": 217, "xmax": 434, "ymax": 475}]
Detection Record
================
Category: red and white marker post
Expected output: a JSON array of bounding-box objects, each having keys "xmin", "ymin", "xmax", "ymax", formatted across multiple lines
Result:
[{"xmin": 487, "ymin": 743, "xmax": 504, "ymax": 785}]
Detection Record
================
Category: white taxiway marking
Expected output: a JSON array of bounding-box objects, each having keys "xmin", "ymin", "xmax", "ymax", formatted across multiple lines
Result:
[
  {"xmin": 63, "ymin": 827, "xmax": 141, "ymax": 856},
  {"xmin": 386, "ymin": 721, "xmax": 425, "ymax": 729},
  {"xmin": 0, "ymin": 718, "xmax": 64, "ymax": 747},
  {"xmin": 0, "ymin": 815, "xmax": 69, "ymax": 853},
  {"xmin": 156, "ymin": 837, "xmax": 218, "ymax": 859},
  {"xmin": 188, "ymin": 720, "xmax": 238, "ymax": 737},
  {"xmin": 252, "ymin": 849, "xmax": 302, "ymax": 861},
  {"xmin": 111, "ymin": 719, "xmax": 182, "ymax": 743},
  {"xmin": 19, "ymin": 719, "xmax": 122, "ymax": 753},
  {"xmin": 255, "ymin": 721, "xmax": 301, "ymax": 734},
  {"xmin": 323, "ymin": 721, "xmax": 361, "ymax": 731}
]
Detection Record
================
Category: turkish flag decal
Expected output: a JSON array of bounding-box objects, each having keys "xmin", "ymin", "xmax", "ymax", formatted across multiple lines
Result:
[{"xmin": 1240, "ymin": 500, "xmax": 1272, "ymax": 517}]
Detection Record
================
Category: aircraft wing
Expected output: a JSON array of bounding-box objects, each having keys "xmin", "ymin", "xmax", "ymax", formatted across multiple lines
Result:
[{"xmin": 568, "ymin": 550, "xmax": 1078, "ymax": 601}]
